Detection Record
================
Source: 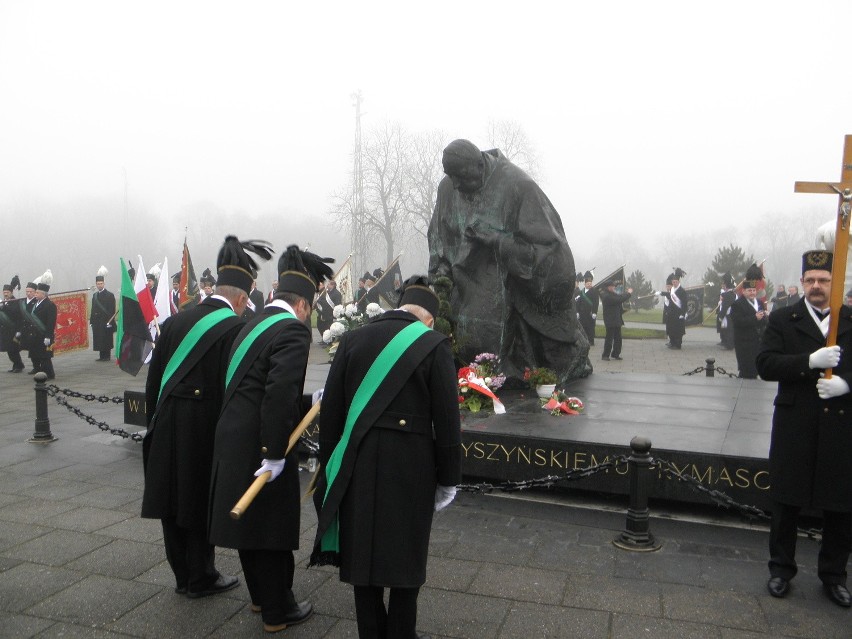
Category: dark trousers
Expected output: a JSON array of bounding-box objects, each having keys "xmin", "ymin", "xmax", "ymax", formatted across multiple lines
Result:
[
  {"xmin": 6, "ymin": 344, "xmax": 24, "ymax": 370},
  {"xmin": 353, "ymin": 585, "xmax": 419, "ymax": 639},
  {"xmin": 238, "ymin": 549, "xmax": 296, "ymax": 626},
  {"xmin": 602, "ymin": 326, "xmax": 622, "ymax": 358},
  {"xmin": 719, "ymin": 326, "xmax": 734, "ymax": 349},
  {"xmin": 579, "ymin": 316, "xmax": 595, "ymax": 346},
  {"xmin": 161, "ymin": 519, "xmax": 218, "ymax": 592},
  {"xmin": 769, "ymin": 502, "xmax": 852, "ymax": 585},
  {"xmin": 32, "ymin": 357, "xmax": 54, "ymax": 378}
]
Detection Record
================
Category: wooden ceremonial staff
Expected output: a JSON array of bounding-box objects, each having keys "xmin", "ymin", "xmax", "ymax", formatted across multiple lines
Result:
[
  {"xmin": 229, "ymin": 400, "xmax": 322, "ymax": 520},
  {"xmin": 795, "ymin": 134, "xmax": 852, "ymax": 379}
]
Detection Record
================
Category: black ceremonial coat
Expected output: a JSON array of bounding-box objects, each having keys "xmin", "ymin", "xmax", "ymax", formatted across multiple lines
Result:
[
  {"xmin": 665, "ymin": 286, "xmax": 687, "ymax": 339},
  {"xmin": 22, "ymin": 298, "xmax": 57, "ymax": 359},
  {"xmin": 756, "ymin": 299, "xmax": 852, "ymax": 511},
  {"xmin": 730, "ymin": 296, "xmax": 768, "ymax": 378},
  {"xmin": 600, "ymin": 289, "xmax": 630, "ymax": 328},
  {"xmin": 0, "ymin": 297, "xmax": 22, "ymax": 352},
  {"xmin": 90, "ymin": 288, "xmax": 116, "ymax": 352},
  {"xmin": 208, "ymin": 305, "xmax": 310, "ymax": 550},
  {"xmin": 575, "ymin": 286, "xmax": 599, "ymax": 342},
  {"xmin": 313, "ymin": 311, "xmax": 462, "ymax": 587},
  {"xmin": 141, "ymin": 297, "xmax": 244, "ymax": 529}
]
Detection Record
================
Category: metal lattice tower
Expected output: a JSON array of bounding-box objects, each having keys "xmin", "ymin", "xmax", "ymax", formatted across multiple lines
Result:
[{"xmin": 351, "ymin": 90, "xmax": 365, "ymax": 278}]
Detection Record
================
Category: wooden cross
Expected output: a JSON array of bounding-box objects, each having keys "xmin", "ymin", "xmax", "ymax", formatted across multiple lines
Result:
[{"xmin": 795, "ymin": 135, "xmax": 852, "ymax": 374}]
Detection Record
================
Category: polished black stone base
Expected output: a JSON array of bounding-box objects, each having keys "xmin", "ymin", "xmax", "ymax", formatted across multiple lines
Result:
[{"xmin": 457, "ymin": 372, "xmax": 775, "ymax": 511}]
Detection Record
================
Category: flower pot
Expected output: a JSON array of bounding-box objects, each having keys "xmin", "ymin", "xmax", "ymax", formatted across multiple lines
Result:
[{"xmin": 535, "ymin": 384, "xmax": 556, "ymax": 399}]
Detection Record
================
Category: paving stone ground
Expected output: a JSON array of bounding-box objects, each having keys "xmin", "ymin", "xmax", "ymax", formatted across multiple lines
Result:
[{"xmin": 0, "ymin": 325, "xmax": 847, "ymax": 638}]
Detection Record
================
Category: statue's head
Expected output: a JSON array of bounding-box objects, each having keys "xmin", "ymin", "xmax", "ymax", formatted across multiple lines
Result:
[{"xmin": 442, "ymin": 139, "xmax": 484, "ymax": 193}]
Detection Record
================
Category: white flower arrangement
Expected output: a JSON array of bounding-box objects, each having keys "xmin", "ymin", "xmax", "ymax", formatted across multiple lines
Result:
[
  {"xmin": 332, "ymin": 304, "xmax": 345, "ymax": 319},
  {"xmin": 365, "ymin": 302, "xmax": 384, "ymax": 318}
]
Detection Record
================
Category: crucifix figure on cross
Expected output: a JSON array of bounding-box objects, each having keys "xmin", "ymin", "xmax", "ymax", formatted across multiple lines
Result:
[{"xmin": 794, "ymin": 134, "xmax": 852, "ymax": 376}]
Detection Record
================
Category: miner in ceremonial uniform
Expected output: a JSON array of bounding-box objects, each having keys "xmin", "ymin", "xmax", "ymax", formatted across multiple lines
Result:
[
  {"xmin": 22, "ymin": 272, "xmax": 57, "ymax": 379},
  {"xmin": 141, "ymin": 236, "xmax": 272, "ymax": 599},
  {"xmin": 716, "ymin": 272, "xmax": 736, "ymax": 350},
  {"xmin": 0, "ymin": 277, "xmax": 25, "ymax": 373},
  {"xmin": 731, "ymin": 264, "xmax": 768, "ymax": 379},
  {"xmin": 756, "ymin": 250, "xmax": 852, "ymax": 608},
  {"xmin": 600, "ymin": 278, "xmax": 632, "ymax": 361},
  {"xmin": 208, "ymin": 245, "xmax": 333, "ymax": 633},
  {"xmin": 311, "ymin": 275, "xmax": 462, "ymax": 639},
  {"xmin": 662, "ymin": 268, "xmax": 687, "ymax": 349},
  {"xmin": 90, "ymin": 266, "xmax": 116, "ymax": 361},
  {"xmin": 575, "ymin": 271, "xmax": 599, "ymax": 346}
]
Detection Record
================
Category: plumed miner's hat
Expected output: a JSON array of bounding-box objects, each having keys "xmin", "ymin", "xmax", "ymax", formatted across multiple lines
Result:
[
  {"xmin": 722, "ymin": 272, "xmax": 735, "ymax": 289},
  {"xmin": 583, "ymin": 271, "xmax": 594, "ymax": 281},
  {"xmin": 35, "ymin": 270, "xmax": 53, "ymax": 292},
  {"xmin": 95, "ymin": 265, "xmax": 108, "ymax": 283},
  {"xmin": 666, "ymin": 267, "xmax": 686, "ymax": 285},
  {"xmin": 743, "ymin": 263, "xmax": 764, "ymax": 289},
  {"xmin": 4, "ymin": 275, "xmax": 20, "ymax": 293},
  {"xmin": 802, "ymin": 250, "xmax": 832, "ymax": 274},
  {"xmin": 575, "ymin": 272, "xmax": 583, "ymax": 283},
  {"xmin": 277, "ymin": 245, "xmax": 334, "ymax": 302},
  {"xmin": 397, "ymin": 275, "xmax": 440, "ymax": 318},
  {"xmin": 215, "ymin": 235, "xmax": 273, "ymax": 295},
  {"xmin": 200, "ymin": 268, "xmax": 215, "ymax": 286},
  {"xmin": 372, "ymin": 268, "xmax": 384, "ymax": 280},
  {"xmin": 172, "ymin": 271, "xmax": 181, "ymax": 283}
]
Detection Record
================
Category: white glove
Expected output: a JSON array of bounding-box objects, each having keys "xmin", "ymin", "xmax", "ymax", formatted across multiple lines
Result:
[
  {"xmin": 311, "ymin": 387, "xmax": 324, "ymax": 405},
  {"xmin": 43, "ymin": 338, "xmax": 50, "ymax": 346},
  {"xmin": 809, "ymin": 346, "xmax": 841, "ymax": 369},
  {"xmin": 591, "ymin": 314, "xmax": 597, "ymax": 320},
  {"xmin": 254, "ymin": 458, "xmax": 286, "ymax": 482},
  {"xmin": 15, "ymin": 332, "xmax": 20, "ymax": 338},
  {"xmin": 434, "ymin": 485, "xmax": 457, "ymax": 512},
  {"xmin": 817, "ymin": 375, "xmax": 850, "ymax": 399}
]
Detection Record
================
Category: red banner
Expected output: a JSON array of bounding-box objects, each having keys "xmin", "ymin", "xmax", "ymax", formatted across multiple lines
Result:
[{"xmin": 52, "ymin": 291, "xmax": 89, "ymax": 355}]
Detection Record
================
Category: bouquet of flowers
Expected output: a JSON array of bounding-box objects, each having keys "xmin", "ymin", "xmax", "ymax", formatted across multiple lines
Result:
[
  {"xmin": 458, "ymin": 353, "xmax": 507, "ymax": 414},
  {"xmin": 322, "ymin": 302, "xmax": 384, "ymax": 345},
  {"xmin": 542, "ymin": 390, "xmax": 585, "ymax": 416},
  {"xmin": 524, "ymin": 366, "xmax": 558, "ymax": 388}
]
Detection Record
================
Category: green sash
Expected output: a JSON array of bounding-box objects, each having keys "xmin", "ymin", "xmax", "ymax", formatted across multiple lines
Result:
[
  {"xmin": 157, "ymin": 307, "xmax": 235, "ymax": 402},
  {"xmin": 225, "ymin": 311, "xmax": 295, "ymax": 390},
  {"xmin": 320, "ymin": 320, "xmax": 431, "ymax": 553}
]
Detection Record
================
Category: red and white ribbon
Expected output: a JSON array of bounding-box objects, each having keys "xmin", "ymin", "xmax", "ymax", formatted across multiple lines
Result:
[{"xmin": 461, "ymin": 371, "xmax": 506, "ymax": 414}]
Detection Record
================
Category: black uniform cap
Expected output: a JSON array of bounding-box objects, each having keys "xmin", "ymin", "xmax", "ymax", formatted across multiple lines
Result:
[
  {"xmin": 215, "ymin": 235, "xmax": 273, "ymax": 294},
  {"xmin": 277, "ymin": 245, "xmax": 334, "ymax": 302},
  {"xmin": 802, "ymin": 250, "xmax": 832, "ymax": 274},
  {"xmin": 397, "ymin": 275, "xmax": 439, "ymax": 318}
]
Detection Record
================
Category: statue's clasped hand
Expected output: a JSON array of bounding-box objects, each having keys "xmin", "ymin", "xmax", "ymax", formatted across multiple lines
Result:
[{"xmin": 464, "ymin": 221, "xmax": 499, "ymax": 248}]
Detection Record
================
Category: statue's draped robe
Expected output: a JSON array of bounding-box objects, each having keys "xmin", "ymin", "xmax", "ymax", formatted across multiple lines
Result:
[{"xmin": 428, "ymin": 149, "xmax": 591, "ymax": 384}]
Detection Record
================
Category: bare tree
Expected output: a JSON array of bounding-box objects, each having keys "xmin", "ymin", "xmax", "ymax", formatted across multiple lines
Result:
[
  {"xmin": 407, "ymin": 128, "xmax": 446, "ymax": 240},
  {"xmin": 485, "ymin": 119, "xmax": 540, "ymax": 179}
]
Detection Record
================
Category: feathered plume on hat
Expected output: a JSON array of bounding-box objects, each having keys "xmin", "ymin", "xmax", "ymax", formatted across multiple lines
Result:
[
  {"xmin": 722, "ymin": 272, "xmax": 735, "ymax": 289},
  {"xmin": 743, "ymin": 263, "xmax": 764, "ymax": 289},
  {"xmin": 36, "ymin": 269, "xmax": 53, "ymax": 292},
  {"xmin": 127, "ymin": 260, "xmax": 136, "ymax": 281},
  {"xmin": 172, "ymin": 271, "xmax": 181, "ymax": 283},
  {"xmin": 201, "ymin": 268, "xmax": 214, "ymax": 285},
  {"xmin": 277, "ymin": 244, "xmax": 334, "ymax": 301},
  {"xmin": 148, "ymin": 263, "xmax": 162, "ymax": 279},
  {"xmin": 10, "ymin": 275, "xmax": 20, "ymax": 291},
  {"xmin": 216, "ymin": 235, "xmax": 274, "ymax": 294},
  {"xmin": 96, "ymin": 265, "xmax": 108, "ymax": 282}
]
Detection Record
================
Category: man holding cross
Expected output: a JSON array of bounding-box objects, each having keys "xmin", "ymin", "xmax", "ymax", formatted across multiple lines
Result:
[{"xmin": 756, "ymin": 250, "xmax": 852, "ymax": 607}]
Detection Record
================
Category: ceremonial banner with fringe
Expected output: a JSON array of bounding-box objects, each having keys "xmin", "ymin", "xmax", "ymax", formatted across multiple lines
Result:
[{"xmin": 52, "ymin": 291, "xmax": 89, "ymax": 354}]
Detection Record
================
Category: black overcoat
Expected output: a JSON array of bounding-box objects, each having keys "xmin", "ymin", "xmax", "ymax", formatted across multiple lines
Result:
[
  {"xmin": 313, "ymin": 311, "xmax": 462, "ymax": 587},
  {"xmin": 0, "ymin": 297, "xmax": 22, "ymax": 352},
  {"xmin": 756, "ymin": 299, "xmax": 852, "ymax": 511},
  {"xmin": 600, "ymin": 289, "xmax": 630, "ymax": 328},
  {"xmin": 731, "ymin": 296, "xmax": 768, "ymax": 378},
  {"xmin": 141, "ymin": 297, "xmax": 244, "ymax": 529},
  {"xmin": 576, "ymin": 287, "xmax": 599, "ymax": 341},
  {"xmin": 208, "ymin": 305, "xmax": 310, "ymax": 550},
  {"xmin": 22, "ymin": 298, "xmax": 57, "ymax": 359},
  {"xmin": 665, "ymin": 286, "xmax": 687, "ymax": 339},
  {"xmin": 90, "ymin": 288, "xmax": 116, "ymax": 352}
]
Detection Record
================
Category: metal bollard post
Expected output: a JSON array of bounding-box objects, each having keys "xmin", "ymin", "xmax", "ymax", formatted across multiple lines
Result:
[
  {"xmin": 705, "ymin": 357, "xmax": 716, "ymax": 377},
  {"xmin": 613, "ymin": 436, "xmax": 661, "ymax": 551},
  {"xmin": 28, "ymin": 372, "xmax": 57, "ymax": 444}
]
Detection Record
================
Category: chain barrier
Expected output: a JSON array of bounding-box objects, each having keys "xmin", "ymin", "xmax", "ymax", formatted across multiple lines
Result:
[
  {"xmin": 682, "ymin": 365, "xmax": 739, "ymax": 379},
  {"xmin": 456, "ymin": 454, "xmax": 630, "ymax": 493},
  {"xmin": 653, "ymin": 456, "xmax": 822, "ymax": 540},
  {"xmin": 46, "ymin": 385, "xmax": 144, "ymax": 442}
]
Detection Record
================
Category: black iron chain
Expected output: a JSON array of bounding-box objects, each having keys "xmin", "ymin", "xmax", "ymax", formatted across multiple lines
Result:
[
  {"xmin": 682, "ymin": 366, "xmax": 739, "ymax": 379},
  {"xmin": 49, "ymin": 385, "xmax": 124, "ymax": 404},
  {"xmin": 457, "ymin": 454, "xmax": 630, "ymax": 493},
  {"xmin": 46, "ymin": 386, "xmax": 144, "ymax": 442},
  {"xmin": 653, "ymin": 456, "xmax": 821, "ymax": 540}
]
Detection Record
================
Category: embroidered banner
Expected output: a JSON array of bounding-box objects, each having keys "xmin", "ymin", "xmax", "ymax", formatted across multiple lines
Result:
[{"xmin": 52, "ymin": 291, "xmax": 89, "ymax": 354}]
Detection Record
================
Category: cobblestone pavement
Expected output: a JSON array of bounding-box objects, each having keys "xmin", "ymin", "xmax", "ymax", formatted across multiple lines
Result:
[{"xmin": 0, "ymin": 325, "xmax": 846, "ymax": 638}]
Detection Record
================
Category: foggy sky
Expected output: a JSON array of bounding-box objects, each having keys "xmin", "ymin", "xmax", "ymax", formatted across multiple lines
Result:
[{"xmin": 2, "ymin": 0, "xmax": 851, "ymax": 292}]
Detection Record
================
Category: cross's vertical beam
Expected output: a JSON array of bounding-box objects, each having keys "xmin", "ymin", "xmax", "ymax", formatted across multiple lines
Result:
[{"xmin": 794, "ymin": 135, "xmax": 852, "ymax": 376}]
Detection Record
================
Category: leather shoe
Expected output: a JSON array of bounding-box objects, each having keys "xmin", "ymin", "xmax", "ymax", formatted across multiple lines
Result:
[
  {"xmin": 601, "ymin": 356, "xmax": 610, "ymax": 361},
  {"xmin": 8, "ymin": 368, "xmax": 22, "ymax": 373},
  {"xmin": 263, "ymin": 601, "xmax": 313, "ymax": 632},
  {"xmin": 823, "ymin": 583, "xmax": 852, "ymax": 607},
  {"xmin": 767, "ymin": 576, "xmax": 789, "ymax": 598},
  {"xmin": 186, "ymin": 574, "xmax": 239, "ymax": 598},
  {"xmin": 27, "ymin": 369, "xmax": 37, "ymax": 375},
  {"xmin": 612, "ymin": 356, "xmax": 623, "ymax": 360}
]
